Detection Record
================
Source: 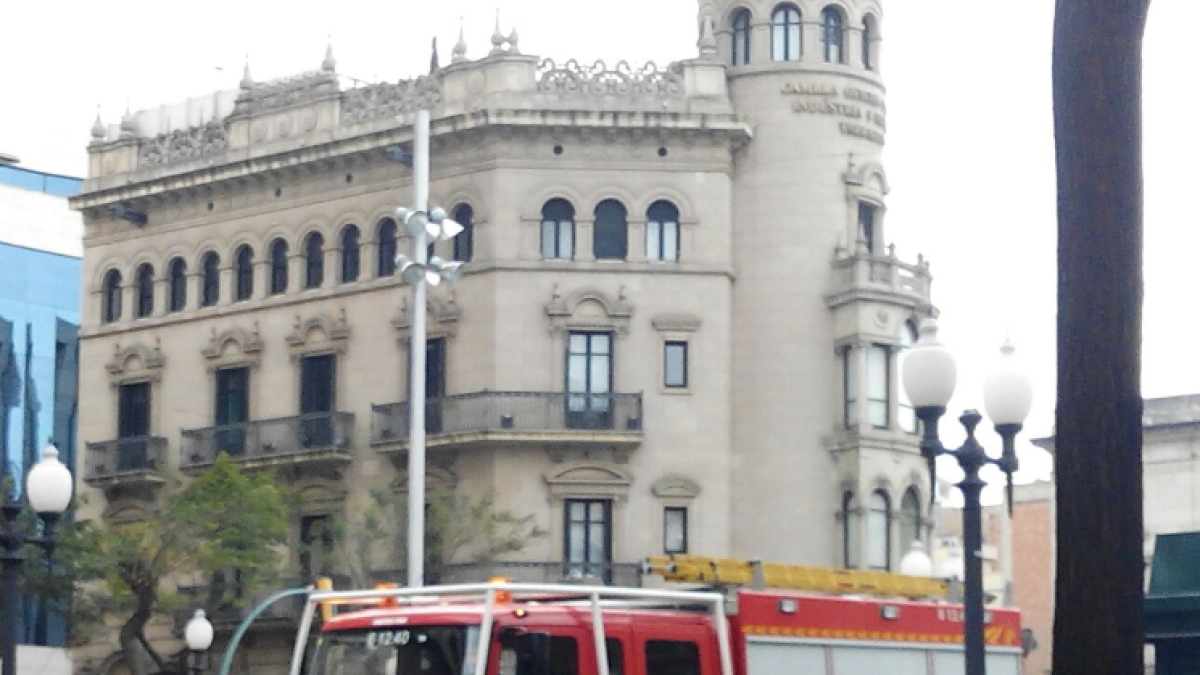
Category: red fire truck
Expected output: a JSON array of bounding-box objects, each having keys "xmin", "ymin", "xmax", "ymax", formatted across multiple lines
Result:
[{"xmin": 287, "ymin": 555, "xmax": 1024, "ymax": 675}]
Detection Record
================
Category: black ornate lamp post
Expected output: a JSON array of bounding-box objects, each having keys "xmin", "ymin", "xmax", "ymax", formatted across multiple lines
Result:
[
  {"xmin": 0, "ymin": 444, "xmax": 73, "ymax": 675},
  {"xmin": 184, "ymin": 608, "xmax": 214, "ymax": 675},
  {"xmin": 902, "ymin": 318, "xmax": 1033, "ymax": 675}
]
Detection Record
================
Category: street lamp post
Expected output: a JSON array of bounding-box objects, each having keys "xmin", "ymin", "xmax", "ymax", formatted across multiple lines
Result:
[
  {"xmin": 394, "ymin": 109, "xmax": 465, "ymax": 588},
  {"xmin": 0, "ymin": 444, "xmax": 73, "ymax": 675},
  {"xmin": 184, "ymin": 608, "xmax": 214, "ymax": 675},
  {"xmin": 902, "ymin": 318, "xmax": 1033, "ymax": 675}
]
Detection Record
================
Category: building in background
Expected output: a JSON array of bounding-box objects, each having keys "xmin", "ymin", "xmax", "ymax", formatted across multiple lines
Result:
[
  {"xmin": 71, "ymin": 1, "xmax": 936, "ymax": 671},
  {"xmin": 0, "ymin": 155, "xmax": 83, "ymax": 653}
]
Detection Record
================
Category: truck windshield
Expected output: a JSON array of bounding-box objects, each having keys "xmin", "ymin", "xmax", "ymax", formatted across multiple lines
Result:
[{"xmin": 310, "ymin": 625, "xmax": 481, "ymax": 675}]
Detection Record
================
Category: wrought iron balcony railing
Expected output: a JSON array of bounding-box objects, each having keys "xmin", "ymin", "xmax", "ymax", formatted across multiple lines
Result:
[
  {"xmin": 84, "ymin": 435, "xmax": 168, "ymax": 486},
  {"xmin": 181, "ymin": 412, "xmax": 355, "ymax": 471},
  {"xmin": 371, "ymin": 391, "xmax": 643, "ymax": 448}
]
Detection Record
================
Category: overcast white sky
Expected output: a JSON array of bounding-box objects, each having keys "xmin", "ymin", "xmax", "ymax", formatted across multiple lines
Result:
[{"xmin": 3, "ymin": 2, "xmax": 1196, "ymax": 495}]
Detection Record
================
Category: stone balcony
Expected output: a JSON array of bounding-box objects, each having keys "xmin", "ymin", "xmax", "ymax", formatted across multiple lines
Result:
[
  {"xmin": 83, "ymin": 436, "xmax": 168, "ymax": 492},
  {"xmin": 180, "ymin": 412, "xmax": 354, "ymax": 474},
  {"xmin": 826, "ymin": 245, "xmax": 932, "ymax": 312},
  {"xmin": 371, "ymin": 391, "xmax": 643, "ymax": 455}
]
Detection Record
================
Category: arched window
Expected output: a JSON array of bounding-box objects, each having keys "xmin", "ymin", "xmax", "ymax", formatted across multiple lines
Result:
[
  {"xmin": 134, "ymin": 264, "xmax": 154, "ymax": 318},
  {"xmin": 201, "ymin": 252, "xmax": 220, "ymax": 307},
  {"xmin": 377, "ymin": 218, "xmax": 398, "ymax": 277},
  {"xmin": 593, "ymin": 199, "xmax": 628, "ymax": 261},
  {"xmin": 842, "ymin": 491, "xmax": 859, "ymax": 568},
  {"xmin": 862, "ymin": 14, "xmax": 877, "ymax": 70},
  {"xmin": 168, "ymin": 258, "xmax": 187, "ymax": 312},
  {"xmin": 102, "ymin": 269, "xmax": 122, "ymax": 323},
  {"xmin": 822, "ymin": 6, "xmax": 845, "ymax": 64},
  {"xmin": 340, "ymin": 225, "xmax": 361, "ymax": 283},
  {"xmin": 453, "ymin": 204, "xmax": 474, "ymax": 262},
  {"xmin": 771, "ymin": 4, "xmax": 801, "ymax": 62},
  {"xmin": 731, "ymin": 9, "xmax": 752, "ymax": 66},
  {"xmin": 866, "ymin": 490, "xmax": 891, "ymax": 571},
  {"xmin": 269, "ymin": 239, "xmax": 289, "ymax": 295},
  {"xmin": 646, "ymin": 201, "xmax": 680, "ymax": 262},
  {"xmin": 304, "ymin": 232, "xmax": 325, "ymax": 289},
  {"xmin": 235, "ymin": 245, "xmax": 254, "ymax": 301},
  {"xmin": 541, "ymin": 199, "xmax": 575, "ymax": 260},
  {"xmin": 898, "ymin": 320, "xmax": 918, "ymax": 432},
  {"xmin": 899, "ymin": 487, "xmax": 922, "ymax": 552}
]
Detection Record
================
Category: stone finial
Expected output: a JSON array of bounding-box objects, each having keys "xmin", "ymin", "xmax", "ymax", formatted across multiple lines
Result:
[
  {"xmin": 490, "ymin": 10, "xmax": 506, "ymax": 55},
  {"xmin": 119, "ymin": 101, "xmax": 137, "ymax": 139},
  {"xmin": 507, "ymin": 25, "xmax": 520, "ymax": 54},
  {"xmin": 240, "ymin": 58, "xmax": 254, "ymax": 90},
  {"xmin": 698, "ymin": 15, "xmax": 717, "ymax": 59},
  {"xmin": 429, "ymin": 37, "xmax": 440, "ymax": 73},
  {"xmin": 452, "ymin": 19, "xmax": 468, "ymax": 63},
  {"xmin": 322, "ymin": 38, "xmax": 337, "ymax": 73},
  {"xmin": 90, "ymin": 107, "xmax": 106, "ymax": 142}
]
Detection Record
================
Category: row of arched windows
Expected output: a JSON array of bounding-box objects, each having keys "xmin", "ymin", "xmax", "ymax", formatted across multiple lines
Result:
[
  {"xmin": 730, "ymin": 4, "xmax": 878, "ymax": 70},
  {"xmin": 99, "ymin": 206, "xmax": 476, "ymax": 324},
  {"xmin": 843, "ymin": 486, "xmax": 922, "ymax": 571},
  {"xmin": 540, "ymin": 198, "xmax": 681, "ymax": 262}
]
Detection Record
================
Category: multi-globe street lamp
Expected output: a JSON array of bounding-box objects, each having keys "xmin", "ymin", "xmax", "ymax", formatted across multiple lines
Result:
[
  {"xmin": 184, "ymin": 608, "xmax": 214, "ymax": 675},
  {"xmin": 394, "ymin": 109, "xmax": 466, "ymax": 589},
  {"xmin": 902, "ymin": 318, "xmax": 1033, "ymax": 675},
  {"xmin": 0, "ymin": 444, "xmax": 73, "ymax": 675}
]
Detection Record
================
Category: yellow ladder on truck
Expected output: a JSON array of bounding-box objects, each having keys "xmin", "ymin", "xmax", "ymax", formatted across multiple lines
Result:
[{"xmin": 644, "ymin": 554, "xmax": 950, "ymax": 600}]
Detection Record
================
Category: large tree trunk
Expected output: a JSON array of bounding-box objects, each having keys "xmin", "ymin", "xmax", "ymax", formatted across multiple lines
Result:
[
  {"xmin": 118, "ymin": 580, "xmax": 165, "ymax": 675},
  {"xmin": 1052, "ymin": 1, "xmax": 1150, "ymax": 673}
]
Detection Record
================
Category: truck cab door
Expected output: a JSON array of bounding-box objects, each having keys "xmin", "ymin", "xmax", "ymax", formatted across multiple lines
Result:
[{"xmin": 631, "ymin": 625, "xmax": 719, "ymax": 675}]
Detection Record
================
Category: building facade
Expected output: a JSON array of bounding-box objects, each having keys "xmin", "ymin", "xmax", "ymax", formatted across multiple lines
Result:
[
  {"xmin": 0, "ymin": 158, "xmax": 83, "ymax": 652},
  {"xmin": 71, "ymin": 1, "xmax": 934, "ymax": 670}
]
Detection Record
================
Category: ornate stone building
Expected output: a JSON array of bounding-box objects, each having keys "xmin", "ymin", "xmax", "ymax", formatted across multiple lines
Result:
[{"xmin": 71, "ymin": 0, "xmax": 932, "ymax": 671}]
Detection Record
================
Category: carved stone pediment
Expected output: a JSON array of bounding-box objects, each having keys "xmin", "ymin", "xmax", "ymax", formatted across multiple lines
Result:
[
  {"xmin": 651, "ymin": 314, "xmax": 702, "ymax": 333},
  {"xmin": 203, "ymin": 324, "xmax": 264, "ymax": 361},
  {"xmin": 287, "ymin": 310, "xmax": 350, "ymax": 352},
  {"xmin": 393, "ymin": 293, "xmax": 461, "ymax": 342},
  {"xmin": 651, "ymin": 474, "xmax": 701, "ymax": 499},
  {"xmin": 544, "ymin": 461, "xmax": 632, "ymax": 501},
  {"xmin": 546, "ymin": 285, "xmax": 633, "ymax": 335},
  {"xmin": 107, "ymin": 340, "xmax": 165, "ymax": 380}
]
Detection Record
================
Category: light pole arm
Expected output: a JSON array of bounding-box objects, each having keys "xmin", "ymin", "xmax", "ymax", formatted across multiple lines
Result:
[
  {"xmin": 218, "ymin": 587, "xmax": 310, "ymax": 675},
  {"xmin": 916, "ymin": 406, "xmax": 947, "ymax": 506}
]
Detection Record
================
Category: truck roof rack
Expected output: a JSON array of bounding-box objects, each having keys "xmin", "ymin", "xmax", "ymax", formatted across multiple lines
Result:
[{"xmin": 645, "ymin": 554, "xmax": 950, "ymax": 600}]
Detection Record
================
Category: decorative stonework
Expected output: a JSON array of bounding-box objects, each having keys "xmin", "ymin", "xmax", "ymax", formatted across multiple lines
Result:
[
  {"xmin": 652, "ymin": 314, "xmax": 702, "ymax": 333},
  {"xmin": 202, "ymin": 324, "xmax": 264, "ymax": 364},
  {"xmin": 546, "ymin": 285, "xmax": 633, "ymax": 336},
  {"xmin": 537, "ymin": 59, "xmax": 685, "ymax": 99},
  {"xmin": 237, "ymin": 71, "xmax": 338, "ymax": 114},
  {"xmin": 544, "ymin": 461, "xmax": 632, "ymax": 501},
  {"xmin": 138, "ymin": 121, "xmax": 228, "ymax": 167},
  {"xmin": 651, "ymin": 475, "xmax": 701, "ymax": 499},
  {"xmin": 340, "ymin": 75, "xmax": 444, "ymax": 127},
  {"xmin": 106, "ymin": 340, "xmax": 165, "ymax": 379},
  {"xmin": 287, "ymin": 310, "xmax": 351, "ymax": 351},
  {"xmin": 393, "ymin": 294, "xmax": 462, "ymax": 342}
]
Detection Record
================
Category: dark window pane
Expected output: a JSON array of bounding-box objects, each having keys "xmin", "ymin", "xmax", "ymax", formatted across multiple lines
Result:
[
  {"xmin": 645, "ymin": 640, "xmax": 700, "ymax": 675},
  {"xmin": 168, "ymin": 258, "xmax": 187, "ymax": 312},
  {"xmin": 823, "ymin": 7, "xmax": 844, "ymax": 63},
  {"xmin": 843, "ymin": 491, "xmax": 859, "ymax": 568},
  {"xmin": 377, "ymin": 219, "xmax": 398, "ymax": 277},
  {"xmin": 593, "ymin": 200, "xmax": 627, "ymax": 261},
  {"xmin": 235, "ymin": 245, "xmax": 254, "ymax": 301},
  {"xmin": 201, "ymin": 253, "xmax": 220, "ymax": 307},
  {"xmin": 453, "ymin": 204, "xmax": 474, "ymax": 262},
  {"xmin": 859, "ymin": 202, "xmax": 877, "ymax": 253},
  {"xmin": 549, "ymin": 636, "xmax": 579, "ymax": 675},
  {"xmin": 341, "ymin": 225, "xmax": 361, "ymax": 283},
  {"xmin": 541, "ymin": 199, "xmax": 575, "ymax": 260},
  {"xmin": 772, "ymin": 5, "xmax": 802, "ymax": 62},
  {"xmin": 270, "ymin": 239, "xmax": 289, "ymax": 295},
  {"xmin": 305, "ymin": 233, "xmax": 324, "ymax": 288},
  {"xmin": 103, "ymin": 270, "xmax": 122, "ymax": 323},
  {"xmin": 215, "ymin": 367, "xmax": 250, "ymax": 455},
  {"xmin": 732, "ymin": 9, "xmax": 751, "ymax": 65},
  {"xmin": 665, "ymin": 341, "xmax": 688, "ymax": 388},
  {"xmin": 299, "ymin": 514, "xmax": 334, "ymax": 579},
  {"xmin": 135, "ymin": 264, "xmax": 154, "ymax": 318}
]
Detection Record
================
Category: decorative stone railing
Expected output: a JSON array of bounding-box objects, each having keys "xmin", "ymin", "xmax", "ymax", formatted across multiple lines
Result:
[
  {"xmin": 339, "ymin": 75, "xmax": 443, "ymax": 127},
  {"xmin": 536, "ymin": 59, "xmax": 685, "ymax": 98},
  {"xmin": 831, "ymin": 248, "xmax": 932, "ymax": 299},
  {"xmin": 138, "ymin": 121, "xmax": 229, "ymax": 167}
]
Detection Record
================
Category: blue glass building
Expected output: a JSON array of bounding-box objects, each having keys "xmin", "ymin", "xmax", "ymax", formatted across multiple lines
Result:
[{"xmin": 0, "ymin": 160, "xmax": 82, "ymax": 647}]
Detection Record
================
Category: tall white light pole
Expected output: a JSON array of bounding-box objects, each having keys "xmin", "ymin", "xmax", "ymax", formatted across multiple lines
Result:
[
  {"xmin": 407, "ymin": 109, "xmax": 430, "ymax": 589},
  {"xmin": 394, "ymin": 110, "xmax": 464, "ymax": 588}
]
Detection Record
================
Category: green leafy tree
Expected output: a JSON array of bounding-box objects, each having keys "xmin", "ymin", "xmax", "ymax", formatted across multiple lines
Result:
[{"xmin": 25, "ymin": 454, "xmax": 291, "ymax": 675}]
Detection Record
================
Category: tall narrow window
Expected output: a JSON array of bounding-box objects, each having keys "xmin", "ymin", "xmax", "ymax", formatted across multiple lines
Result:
[
  {"xmin": 646, "ymin": 201, "xmax": 680, "ymax": 262},
  {"xmin": 593, "ymin": 199, "xmax": 628, "ymax": 261},
  {"xmin": 102, "ymin": 270, "xmax": 122, "ymax": 323},
  {"xmin": 822, "ymin": 6, "xmax": 845, "ymax": 63},
  {"xmin": 842, "ymin": 346, "xmax": 857, "ymax": 428},
  {"xmin": 898, "ymin": 321, "xmax": 918, "ymax": 433},
  {"xmin": 270, "ymin": 239, "xmax": 289, "ymax": 295},
  {"xmin": 567, "ymin": 332, "xmax": 612, "ymax": 429},
  {"xmin": 867, "ymin": 490, "xmax": 891, "ymax": 570},
  {"xmin": 862, "ymin": 14, "xmax": 877, "ymax": 70},
  {"xmin": 453, "ymin": 204, "xmax": 474, "ymax": 262},
  {"xmin": 201, "ymin": 252, "xmax": 220, "ymax": 307},
  {"xmin": 117, "ymin": 381, "xmax": 151, "ymax": 471},
  {"xmin": 300, "ymin": 353, "xmax": 336, "ymax": 447},
  {"xmin": 215, "ymin": 367, "xmax": 250, "ymax": 456},
  {"xmin": 867, "ymin": 344, "xmax": 890, "ymax": 428},
  {"xmin": 541, "ymin": 199, "xmax": 575, "ymax": 260},
  {"xmin": 168, "ymin": 258, "xmax": 187, "ymax": 312},
  {"xmin": 843, "ymin": 491, "xmax": 859, "ymax": 568},
  {"xmin": 340, "ymin": 225, "xmax": 361, "ymax": 283},
  {"xmin": 771, "ymin": 5, "xmax": 801, "ymax": 62},
  {"xmin": 899, "ymin": 487, "xmax": 922, "ymax": 551},
  {"xmin": 377, "ymin": 218, "xmax": 398, "ymax": 277},
  {"xmin": 564, "ymin": 498, "xmax": 612, "ymax": 582},
  {"xmin": 135, "ymin": 264, "xmax": 154, "ymax": 318},
  {"xmin": 859, "ymin": 202, "xmax": 878, "ymax": 253},
  {"xmin": 304, "ymin": 232, "xmax": 325, "ymax": 289},
  {"xmin": 664, "ymin": 507, "xmax": 688, "ymax": 554},
  {"xmin": 234, "ymin": 245, "xmax": 254, "ymax": 301},
  {"xmin": 664, "ymin": 341, "xmax": 688, "ymax": 388},
  {"xmin": 299, "ymin": 514, "xmax": 334, "ymax": 580},
  {"xmin": 731, "ymin": 9, "xmax": 752, "ymax": 66}
]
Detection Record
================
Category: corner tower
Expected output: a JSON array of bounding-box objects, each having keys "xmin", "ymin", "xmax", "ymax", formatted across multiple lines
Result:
[{"xmin": 703, "ymin": 0, "xmax": 934, "ymax": 569}]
